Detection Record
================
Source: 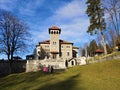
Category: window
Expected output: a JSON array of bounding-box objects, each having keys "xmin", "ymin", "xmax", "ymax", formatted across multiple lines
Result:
[
  {"xmin": 53, "ymin": 54, "xmax": 56, "ymax": 59},
  {"xmin": 45, "ymin": 45, "xmax": 49, "ymax": 48},
  {"xmin": 38, "ymin": 51, "xmax": 40, "ymax": 54},
  {"xmin": 54, "ymin": 31, "xmax": 56, "ymax": 34},
  {"xmin": 57, "ymin": 31, "xmax": 59, "ymax": 34},
  {"xmin": 53, "ymin": 42, "xmax": 56, "ymax": 45},
  {"xmin": 51, "ymin": 31, "xmax": 53, "ymax": 34},
  {"xmin": 72, "ymin": 61, "xmax": 74, "ymax": 65},
  {"xmin": 67, "ymin": 52, "xmax": 70, "ymax": 56},
  {"xmin": 66, "ymin": 46, "xmax": 70, "ymax": 48},
  {"xmin": 60, "ymin": 52, "xmax": 62, "ymax": 56}
]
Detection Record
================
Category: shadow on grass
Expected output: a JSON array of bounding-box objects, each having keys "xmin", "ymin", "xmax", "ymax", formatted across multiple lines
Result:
[
  {"xmin": 0, "ymin": 70, "xmax": 85, "ymax": 90},
  {"xmin": 36, "ymin": 73, "xmax": 84, "ymax": 90},
  {"xmin": 0, "ymin": 71, "xmax": 41, "ymax": 89},
  {"xmin": 0, "ymin": 70, "xmax": 64, "ymax": 89}
]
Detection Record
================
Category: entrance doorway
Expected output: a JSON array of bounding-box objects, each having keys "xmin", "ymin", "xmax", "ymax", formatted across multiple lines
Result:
[
  {"xmin": 72, "ymin": 61, "xmax": 74, "ymax": 66},
  {"xmin": 65, "ymin": 60, "xmax": 68, "ymax": 67}
]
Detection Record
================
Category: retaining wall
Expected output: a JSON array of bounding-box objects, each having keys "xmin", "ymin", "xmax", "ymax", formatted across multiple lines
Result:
[
  {"xmin": 26, "ymin": 59, "xmax": 66, "ymax": 72},
  {"xmin": 0, "ymin": 60, "xmax": 26, "ymax": 77}
]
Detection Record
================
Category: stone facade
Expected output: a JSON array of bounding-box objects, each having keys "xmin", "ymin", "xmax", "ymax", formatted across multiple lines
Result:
[
  {"xmin": 26, "ymin": 26, "xmax": 79, "ymax": 72},
  {"xmin": 26, "ymin": 58, "xmax": 80, "ymax": 72},
  {"xmin": 36, "ymin": 26, "xmax": 79, "ymax": 60},
  {"xmin": 26, "ymin": 59, "xmax": 66, "ymax": 72}
]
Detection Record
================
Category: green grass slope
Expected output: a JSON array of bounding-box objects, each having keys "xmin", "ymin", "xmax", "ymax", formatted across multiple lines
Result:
[{"xmin": 0, "ymin": 60, "xmax": 120, "ymax": 90}]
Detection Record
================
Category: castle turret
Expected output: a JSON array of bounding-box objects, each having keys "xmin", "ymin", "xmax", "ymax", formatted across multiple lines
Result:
[{"xmin": 49, "ymin": 26, "xmax": 61, "ymax": 59}]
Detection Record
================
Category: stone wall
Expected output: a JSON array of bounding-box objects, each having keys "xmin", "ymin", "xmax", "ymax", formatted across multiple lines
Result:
[
  {"xmin": 0, "ymin": 60, "xmax": 26, "ymax": 77},
  {"xmin": 26, "ymin": 58, "xmax": 82, "ymax": 72},
  {"xmin": 26, "ymin": 59, "xmax": 67, "ymax": 72},
  {"xmin": 88, "ymin": 54, "xmax": 120, "ymax": 63}
]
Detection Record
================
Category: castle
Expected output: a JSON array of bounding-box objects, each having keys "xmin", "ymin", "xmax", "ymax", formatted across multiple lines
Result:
[
  {"xmin": 26, "ymin": 26, "xmax": 79, "ymax": 72},
  {"xmin": 36, "ymin": 26, "xmax": 79, "ymax": 60}
]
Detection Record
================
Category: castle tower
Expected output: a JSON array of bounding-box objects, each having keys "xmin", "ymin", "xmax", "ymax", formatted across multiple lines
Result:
[{"xmin": 49, "ymin": 26, "xmax": 61, "ymax": 59}]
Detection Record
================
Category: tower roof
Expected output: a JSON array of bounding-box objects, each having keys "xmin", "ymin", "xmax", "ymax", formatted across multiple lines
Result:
[{"xmin": 49, "ymin": 26, "xmax": 61, "ymax": 30}]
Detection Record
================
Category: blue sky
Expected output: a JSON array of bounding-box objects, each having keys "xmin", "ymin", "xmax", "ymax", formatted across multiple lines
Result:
[{"xmin": 0, "ymin": 0, "xmax": 95, "ymax": 59}]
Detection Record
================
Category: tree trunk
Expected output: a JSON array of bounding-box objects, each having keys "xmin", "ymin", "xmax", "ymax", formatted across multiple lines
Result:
[
  {"xmin": 8, "ymin": 53, "xmax": 12, "ymax": 74},
  {"xmin": 11, "ymin": 52, "xmax": 13, "ymax": 60},
  {"xmin": 101, "ymin": 33, "xmax": 107, "ymax": 55},
  {"xmin": 9, "ymin": 60, "xmax": 12, "ymax": 74},
  {"xmin": 7, "ymin": 54, "xmax": 10, "ymax": 60}
]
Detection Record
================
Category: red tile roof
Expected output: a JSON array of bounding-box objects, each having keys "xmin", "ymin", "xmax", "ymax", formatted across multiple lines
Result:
[
  {"xmin": 60, "ymin": 39, "xmax": 73, "ymax": 44},
  {"xmin": 73, "ymin": 46, "xmax": 79, "ymax": 49},
  {"xmin": 38, "ymin": 39, "xmax": 73, "ymax": 45},
  {"xmin": 49, "ymin": 26, "xmax": 61, "ymax": 30},
  {"xmin": 39, "ymin": 40, "xmax": 50, "ymax": 44},
  {"xmin": 95, "ymin": 49, "xmax": 104, "ymax": 53}
]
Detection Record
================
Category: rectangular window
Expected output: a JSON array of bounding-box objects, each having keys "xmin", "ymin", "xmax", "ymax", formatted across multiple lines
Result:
[
  {"xmin": 60, "ymin": 52, "xmax": 62, "ymax": 56},
  {"xmin": 53, "ymin": 54, "xmax": 56, "ymax": 59},
  {"xmin": 45, "ymin": 45, "xmax": 49, "ymax": 48},
  {"xmin": 67, "ymin": 52, "xmax": 69, "ymax": 56},
  {"xmin": 66, "ymin": 46, "xmax": 70, "ymax": 48},
  {"xmin": 53, "ymin": 42, "xmax": 56, "ymax": 45}
]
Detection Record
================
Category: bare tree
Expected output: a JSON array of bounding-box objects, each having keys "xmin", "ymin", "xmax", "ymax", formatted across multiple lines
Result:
[
  {"xmin": 105, "ymin": 26, "xmax": 117, "ymax": 48},
  {"xmin": 79, "ymin": 46, "xmax": 83, "ymax": 57},
  {"xmin": 0, "ymin": 10, "xmax": 30, "ymax": 60},
  {"xmin": 103, "ymin": 0, "xmax": 120, "ymax": 44}
]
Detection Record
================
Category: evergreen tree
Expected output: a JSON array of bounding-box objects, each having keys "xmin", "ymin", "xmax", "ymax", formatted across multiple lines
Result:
[
  {"xmin": 98, "ymin": 43, "xmax": 104, "ymax": 50},
  {"xmin": 89, "ymin": 40, "xmax": 98, "ymax": 56},
  {"xmin": 86, "ymin": 0, "xmax": 107, "ymax": 55}
]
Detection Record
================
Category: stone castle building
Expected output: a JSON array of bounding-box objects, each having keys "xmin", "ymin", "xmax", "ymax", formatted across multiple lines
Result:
[
  {"xmin": 36, "ymin": 26, "xmax": 79, "ymax": 60},
  {"xmin": 26, "ymin": 26, "xmax": 79, "ymax": 72}
]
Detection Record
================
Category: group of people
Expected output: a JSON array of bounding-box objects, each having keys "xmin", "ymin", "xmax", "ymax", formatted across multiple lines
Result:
[{"xmin": 43, "ymin": 65, "xmax": 54, "ymax": 73}]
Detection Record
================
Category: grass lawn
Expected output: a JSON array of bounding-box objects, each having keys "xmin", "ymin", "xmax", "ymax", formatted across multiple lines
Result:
[{"xmin": 0, "ymin": 60, "xmax": 120, "ymax": 90}]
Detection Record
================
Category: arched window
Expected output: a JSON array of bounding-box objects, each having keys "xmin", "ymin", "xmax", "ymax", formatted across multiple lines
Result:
[
  {"xmin": 72, "ymin": 61, "xmax": 74, "ymax": 65},
  {"xmin": 56, "ymin": 31, "xmax": 59, "ymax": 34},
  {"xmin": 51, "ymin": 31, "xmax": 53, "ymax": 34}
]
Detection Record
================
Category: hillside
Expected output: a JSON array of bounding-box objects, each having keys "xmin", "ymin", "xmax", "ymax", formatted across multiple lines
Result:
[{"xmin": 0, "ymin": 60, "xmax": 120, "ymax": 90}]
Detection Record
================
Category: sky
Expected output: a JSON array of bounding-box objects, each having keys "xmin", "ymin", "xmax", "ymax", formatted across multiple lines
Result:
[{"xmin": 0, "ymin": 0, "xmax": 95, "ymax": 59}]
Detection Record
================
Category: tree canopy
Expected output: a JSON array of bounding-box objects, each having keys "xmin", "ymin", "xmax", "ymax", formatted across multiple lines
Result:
[
  {"xmin": 0, "ymin": 10, "xmax": 30, "ymax": 60},
  {"xmin": 86, "ymin": 0, "xmax": 107, "ymax": 55}
]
